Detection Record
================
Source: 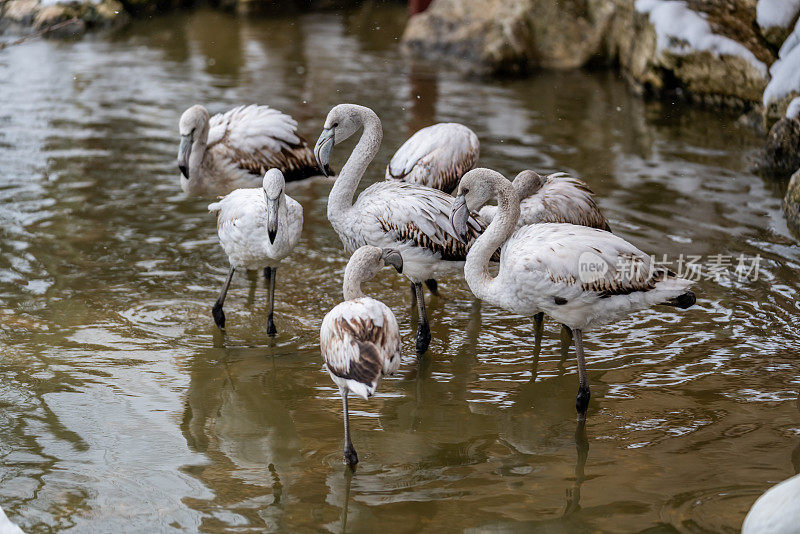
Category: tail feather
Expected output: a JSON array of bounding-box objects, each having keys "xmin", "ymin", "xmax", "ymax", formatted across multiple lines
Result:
[{"xmin": 661, "ymin": 290, "xmax": 696, "ymax": 309}]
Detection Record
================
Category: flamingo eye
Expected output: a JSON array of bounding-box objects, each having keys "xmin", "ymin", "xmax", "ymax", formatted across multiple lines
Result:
[{"xmin": 333, "ymin": 122, "xmax": 339, "ymax": 128}]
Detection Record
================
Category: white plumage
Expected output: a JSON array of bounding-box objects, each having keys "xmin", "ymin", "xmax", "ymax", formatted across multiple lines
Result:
[
  {"xmin": 451, "ymin": 168, "xmax": 695, "ymax": 416},
  {"xmin": 178, "ymin": 104, "xmax": 321, "ymax": 197},
  {"xmin": 320, "ymin": 245, "xmax": 403, "ymax": 466},
  {"xmin": 478, "ymin": 171, "xmax": 611, "ymax": 231},
  {"xmin": 0, "ymin": 506, "xmax": 24, "ymax": 534},
  {"xmin": 314, "ymin": 104, "xmax": 488, "ymax": 354},
  {"xmin": 386, "ymin": 123, "xmax": 479, "ymax": 193},
  {"xmin": 482, "ymin": 223, "xmax": 692, "ymax": 330},
  {"xmin": 207, "ymin": 169, "xmax": 303, "ymax": 334},
  {"xmin": 742, "ymin": 473, "xmax": 800, "ymax": 534}
]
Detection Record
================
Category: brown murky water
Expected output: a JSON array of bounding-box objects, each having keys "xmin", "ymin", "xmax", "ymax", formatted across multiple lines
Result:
[{"xmin": 1, "ymin": 5, "xmax": 799, "ymax": 533}]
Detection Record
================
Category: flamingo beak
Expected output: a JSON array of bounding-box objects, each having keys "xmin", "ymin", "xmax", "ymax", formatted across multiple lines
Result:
[
  {"xmin": 314, "ymin": 127, "xmax": 334, "ymax": 178},
  {"xmin": 266, "ymin": 195, "xmax": 279, "ymax": 244},
  {"xmin": 450, "ymin": 194, "xmax": 470, "ymax": 244},
  {"xmin": 178, "ymin": 133, "xmax": 192, "ymax": 179},
  {"xmin": 381, "ymin": 248, "xmax": 403, "ymax": 274}
]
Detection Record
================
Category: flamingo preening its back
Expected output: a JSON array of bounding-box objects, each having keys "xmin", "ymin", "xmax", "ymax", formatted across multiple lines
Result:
[
  {"xmin": 178, "ymin": 104, "xmax": 323, "ymax": 197},
  {"xmin": 386, "ymin": 122, "xmax": 479, "ymax": 194},
  {"xmin": 386, "ymin": 122, "xmax": 480, "ymax": 300}
]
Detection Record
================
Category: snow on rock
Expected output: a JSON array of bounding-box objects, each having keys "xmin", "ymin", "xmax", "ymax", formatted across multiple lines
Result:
[
  {"xmin": 764, "ymin": 19, "xmax": 800, "ymax": 122},
  {"xmin": 756, "ymin": 0, "xmax": 800, "ymax": 31},
  {"xmin": 787, "ymin": 97, "xmax": 800, "ymax": 119},
  {"xmin": 636, "ymin": 0, "xmax": 767, "ymax": 77}
]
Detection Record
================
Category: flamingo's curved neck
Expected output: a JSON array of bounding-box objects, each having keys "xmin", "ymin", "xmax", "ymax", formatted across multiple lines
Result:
[
  {"xmin": 327, "ymin": 110, "xmax": 382, "ymax": 228},
  {"xmin": 464, "ymin": 177, "xmax": 520, "ymax": 301}
]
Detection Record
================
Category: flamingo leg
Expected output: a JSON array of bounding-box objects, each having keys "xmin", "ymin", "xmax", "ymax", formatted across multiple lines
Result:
[
  {"xmin": 414, "ymin": 282, "xmax": 431, "ymax": 354},
  {"xmin": 559, "ymin": 324, "xmax": 573, "ymax": 367},
  {"xmin": 342, "ymin": 390, "xmax": 358, "ymax": 467},
  {"xmin": 264, "ymin": 267, "xmax": 278, "ymax": 336},
  {"xmin": 424, "ymin": 279, "xmax": 439, "ymax": 296},
  {"xmin": 532, "ymin": 312, "xmax": 544, "ymax": 362},
  {"xmin": 574, "ymin": 329, "xmax": 590, "ymax": 417},
  {"xmin": 212, "ymin": 266, "xmax": 235, "ymax": 330}
]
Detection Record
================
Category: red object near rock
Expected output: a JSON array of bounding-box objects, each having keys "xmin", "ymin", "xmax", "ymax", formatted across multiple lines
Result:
[{"xmin": 409, "ymin": 0, "xmax": 433, "ymax": 15}]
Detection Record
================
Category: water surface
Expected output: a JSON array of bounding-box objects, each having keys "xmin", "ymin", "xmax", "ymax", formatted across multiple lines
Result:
[{"xmin": 1, "ymin": 5, "xmax": 799, "ymax": 533}]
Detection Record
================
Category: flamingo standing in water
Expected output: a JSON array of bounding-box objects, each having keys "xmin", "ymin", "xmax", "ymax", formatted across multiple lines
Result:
[
  {"xmin": 479, "ymin": 169, "xmax": 612, "ymax": 353},
  {"xmin": 321, "ymin": 246, "xmax": 404, "ymax": 467},
  {"xmin": 450, "ymin": 168, "xmax": 696, "ymax": 416},
  {"xmin": 208, "ymin": 169, "xmax": 303, "ymax": 335},
  {"xmin": 314, "ymin": 104, "xmax": 490, "ymax": 354}
]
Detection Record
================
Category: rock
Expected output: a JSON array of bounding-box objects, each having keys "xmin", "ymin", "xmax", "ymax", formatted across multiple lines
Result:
[
  {"xmin": 401, "ymin": 0, "xmax": 536, "ymax": 75},
  {"xmin": 1, "ymin": 0, "xmax": 40, "ymax": 25},
  {"xmin": 402, "ymin": 0, "xmax": 773, "ymax": 107},
  {"xmin": 753, "ymin": 116, "xmax": 800, "ymax": 177},
  {"xmin": 1, "ymin": 0, "xmax": 128, "ymax": 34},
  {"xmin": 756, "ymin": 0, "xmax": 800, "ymax": 47},
  {"xmin": 763, "ymin": 20, "xmax": 800, "ymax": 127},
  {"xmin": 629, "ymin": 0, "xmax": 770, "ymax": 106},
  {"xmin": 784, "ymin": 169, "xmax": 800, "ymax": 236}
]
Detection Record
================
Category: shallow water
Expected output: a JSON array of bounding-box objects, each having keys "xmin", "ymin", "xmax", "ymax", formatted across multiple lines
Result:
[{"xmin": 1, "ymin": 5, "xmax": 799, "ymax": 533}]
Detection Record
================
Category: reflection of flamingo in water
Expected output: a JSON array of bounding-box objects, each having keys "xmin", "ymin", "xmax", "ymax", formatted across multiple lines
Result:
[{"xmin": 180, "ymin": 347, "xmax": 305, "ymax": 528}]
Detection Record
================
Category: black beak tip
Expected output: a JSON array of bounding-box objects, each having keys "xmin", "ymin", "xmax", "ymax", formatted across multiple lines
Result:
[
  {"xmin": 179, "ymin": 164, "xmax": 188, "ymax": 179},
  {"xmin": 321, "ymin": 163, "xmax": 331, "ymax": 178},
  {"xmin": 268, "ymin": 230, "xmax": 277, "ymax": 244}
]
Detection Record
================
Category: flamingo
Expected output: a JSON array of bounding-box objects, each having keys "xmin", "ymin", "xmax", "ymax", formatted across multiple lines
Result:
[
  {"xmin": 314, "ymin": 103, "xmax": 490, "ymax": 354},
  {"xmin": 386, "ymin": 122, "xmax": 480, "ymax": 300},
  {"xmin": 386, "ymin": 122, "xmax": 479, "ymax": 193},
  {"xmin": 178, "ymin": 104, "xmax": 322, "ymax": 197},
  {"xmin": 479, "ymin": 169, "xmax": 612, "ymax": 354},
  {"xmin": 208, "ymin": 169, "xmax": 303, "ymax": 335},
  {"xmin": 742, "ymin": 472, "xmax": 800, "ymax": 534},
  {"xmin": 450, "ymin": 168, "xmax": 696, "ymax": 416},
  {"xmin": 321, "ymin": 246, "xmax": 404, "ymax": 467}
]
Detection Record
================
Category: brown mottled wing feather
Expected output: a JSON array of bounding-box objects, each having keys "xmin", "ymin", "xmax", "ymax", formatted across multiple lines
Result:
[
  {"xmin": 519, "ymin": 173, "xmax": 611, "ymax": 231},
  {"xmin": 207, "ymin": 105, "xmax": 323, "ymax": 181},
  {"xmin": 320, "ymin": 298, "xmax": 401, "ymax": 390},
  {"xmin": 359, "ymin": 181, "xmax": 499, "ymax": 262}
]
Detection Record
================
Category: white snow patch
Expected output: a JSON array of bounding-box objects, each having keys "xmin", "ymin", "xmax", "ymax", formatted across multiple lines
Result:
[
  {"xmin": 636, "ymin": 0, "xmax": 768, "ymax": 77},
  {"xmin": 786, "ymin": 96, "xmax": 800, "ymax": 119},
  {"xmin": 764, "ymin": 20, "xmax": 800, "ymax": 107},
  {"xmin": 757, "ymin": 0, "xmax": 800, "ymax": 30}
]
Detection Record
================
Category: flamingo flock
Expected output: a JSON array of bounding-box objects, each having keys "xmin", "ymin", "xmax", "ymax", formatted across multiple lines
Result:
[{"xmin": 179, "ymin": 102, "xmax": 697, "ymax": 466}]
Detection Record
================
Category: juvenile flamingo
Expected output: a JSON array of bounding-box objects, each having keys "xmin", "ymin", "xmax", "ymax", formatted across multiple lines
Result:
[
  {"xmin": 178, "ymin": 104, "xmax": 322, "ymax": 197},
  {"xmin": 314, "ymin": 104, "xmax": 489, "ymax": 354},
  {"xmin": 450, "ymin": 168, "xmax": 696, "ymax": 416},
  {"xmin": 321, "ymin": 246, "xmax": 404, "ymax": 467},
  {"xmin": 208, "ymin": 169, "xmax": 303, "ymax": 335}
]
